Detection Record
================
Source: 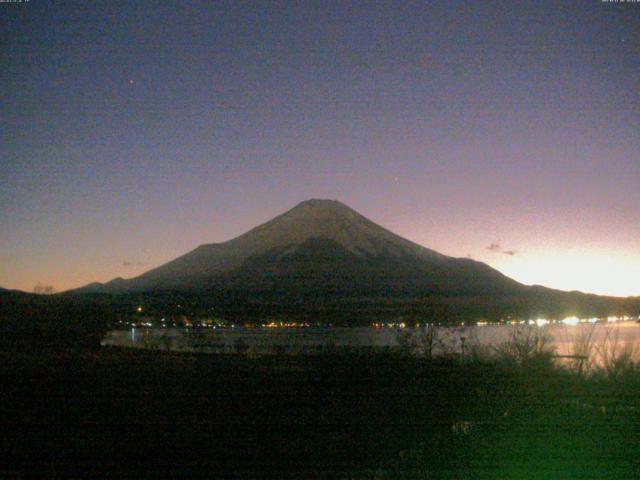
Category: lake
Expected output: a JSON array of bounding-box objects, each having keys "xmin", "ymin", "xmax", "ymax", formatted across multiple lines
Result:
[{"xmin": 102, "ymin": 320, "xmax": 640, "ymax": 365}]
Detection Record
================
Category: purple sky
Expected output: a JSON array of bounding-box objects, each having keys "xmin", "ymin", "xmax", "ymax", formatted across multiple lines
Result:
[{"xmin": 1, "ymin": 1, "xmax": 639, "ymax": 296}]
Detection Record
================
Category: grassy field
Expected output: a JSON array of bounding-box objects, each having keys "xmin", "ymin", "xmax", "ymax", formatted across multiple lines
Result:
[{"xmin": 1, "ymin": 344, "xmax": 638, "ymax": 479}]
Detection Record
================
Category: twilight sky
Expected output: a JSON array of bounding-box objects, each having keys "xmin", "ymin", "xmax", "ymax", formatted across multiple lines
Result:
[{"xmin": 1, "ymin": 0, "xmax": 639, "ymax": 296}]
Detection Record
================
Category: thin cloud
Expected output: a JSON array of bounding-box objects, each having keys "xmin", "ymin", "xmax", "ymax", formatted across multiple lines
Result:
[
  {"xmin": 486, "ymin": 243, "xmax": 518, "ymax": 256},
  {"xmin": 486, "ymin": 243, "xmax": 502, "ymax": 253}
]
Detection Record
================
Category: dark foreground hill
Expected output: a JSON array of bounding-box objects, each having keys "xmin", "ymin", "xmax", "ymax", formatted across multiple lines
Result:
[{"xmin": 2, "ymin": 348, "xmax": 639, "ymax": 478}]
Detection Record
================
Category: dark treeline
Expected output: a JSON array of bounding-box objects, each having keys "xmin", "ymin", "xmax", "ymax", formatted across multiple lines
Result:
[{"xmin": 2, "ymin": 286, "xmax": 639, "ymax": 350}]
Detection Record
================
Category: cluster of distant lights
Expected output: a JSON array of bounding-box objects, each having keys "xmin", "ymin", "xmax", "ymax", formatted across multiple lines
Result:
[
  {"xmin": 124, "ymin": 321, "xmax": 315, "ymax": 329},
  {"xmin": 373, "ymin": 316, "xmax": 637, "ymax": 329},
  {"xmin": 476, "ymin": 315, "xmax": 636, "ymax": 327},
  {"xmin": 373, "ymin": 321, "xmax": 471, "ymax": 328},
  {"xmin": 498, "ymin": 315, "xmax": 636, "ymax": 327},
  {"xmin": 123, "ymin": 319, "xmax": 235, "ymax": 329},
  {"xmin": 373, "ymin": 322, "xmax": 409, "ymax": 329},
  {"xmin": 262, "ymin": 321, "xmax": 311, "ymax": 328},
  {"xmin": 128, "ymin": 306, "xmax": 636, "ymax": 330},
  {"xmin": 128, "ymin": 307, "xmax": 311, "ymax": 329}
]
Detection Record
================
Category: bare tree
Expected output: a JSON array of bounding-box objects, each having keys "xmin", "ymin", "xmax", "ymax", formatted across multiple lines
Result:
[
  {"xmin": 33, "ymin": 283, "xmax": 56, "ymax": 295},
  {"xmin": 493, "ymin": 325, "xmax": 555, "ymax": 368},
  {"xmin": 396, "ymin": 324, "xmax": 444, "ymax": 359}
]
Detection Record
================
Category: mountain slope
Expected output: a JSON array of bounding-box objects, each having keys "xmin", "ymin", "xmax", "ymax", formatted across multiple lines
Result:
[
  {"xmin": 80, "ymin": 199, "xmax": 522, "ymax": 295},
  {"xmin": 137, "ymin": 199, "xmax": 447, "ymax": 286}
]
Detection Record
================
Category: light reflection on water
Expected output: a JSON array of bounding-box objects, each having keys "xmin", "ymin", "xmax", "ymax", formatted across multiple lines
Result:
[{"xmin": 102, "ymin": 321, "xmax": 640, "ymax": 364}]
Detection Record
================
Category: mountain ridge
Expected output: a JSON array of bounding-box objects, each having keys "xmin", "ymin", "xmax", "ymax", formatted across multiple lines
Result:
[
  {"xmin": 76, "ymin": 199, "xmax": 517, "ymax": 294},
  {"xmin": 62, "ymin": 199, "xmax": 640, "ymax": 321}
]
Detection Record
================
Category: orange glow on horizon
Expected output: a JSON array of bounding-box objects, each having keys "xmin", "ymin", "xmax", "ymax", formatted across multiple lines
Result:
[{"xmin": 487, "ymin": 247, "xmax": 640, "ymax": 298}]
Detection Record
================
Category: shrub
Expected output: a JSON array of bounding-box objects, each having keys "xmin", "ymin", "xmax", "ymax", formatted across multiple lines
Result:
[
  {"xmin": 593, "ymin": 325, "xmax": 638, "ymax": 381},
  {"xmin": 492, "ymin": 325, "xmax": 555, "ymax": 369},
  {"xmin": 396, "ymin": 324, "xmax": 443, "ymax": 359}
]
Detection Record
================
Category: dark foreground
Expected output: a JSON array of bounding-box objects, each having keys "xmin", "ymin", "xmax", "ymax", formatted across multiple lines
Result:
[{"xmin": 1, "ymin": 346, "xmax": 639, "ymax": 479}]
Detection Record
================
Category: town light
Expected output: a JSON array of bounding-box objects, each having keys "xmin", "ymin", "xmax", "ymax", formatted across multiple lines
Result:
[{"xmin": 562, "ymin": 316, "xmax": 579, "ymax": 326}]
